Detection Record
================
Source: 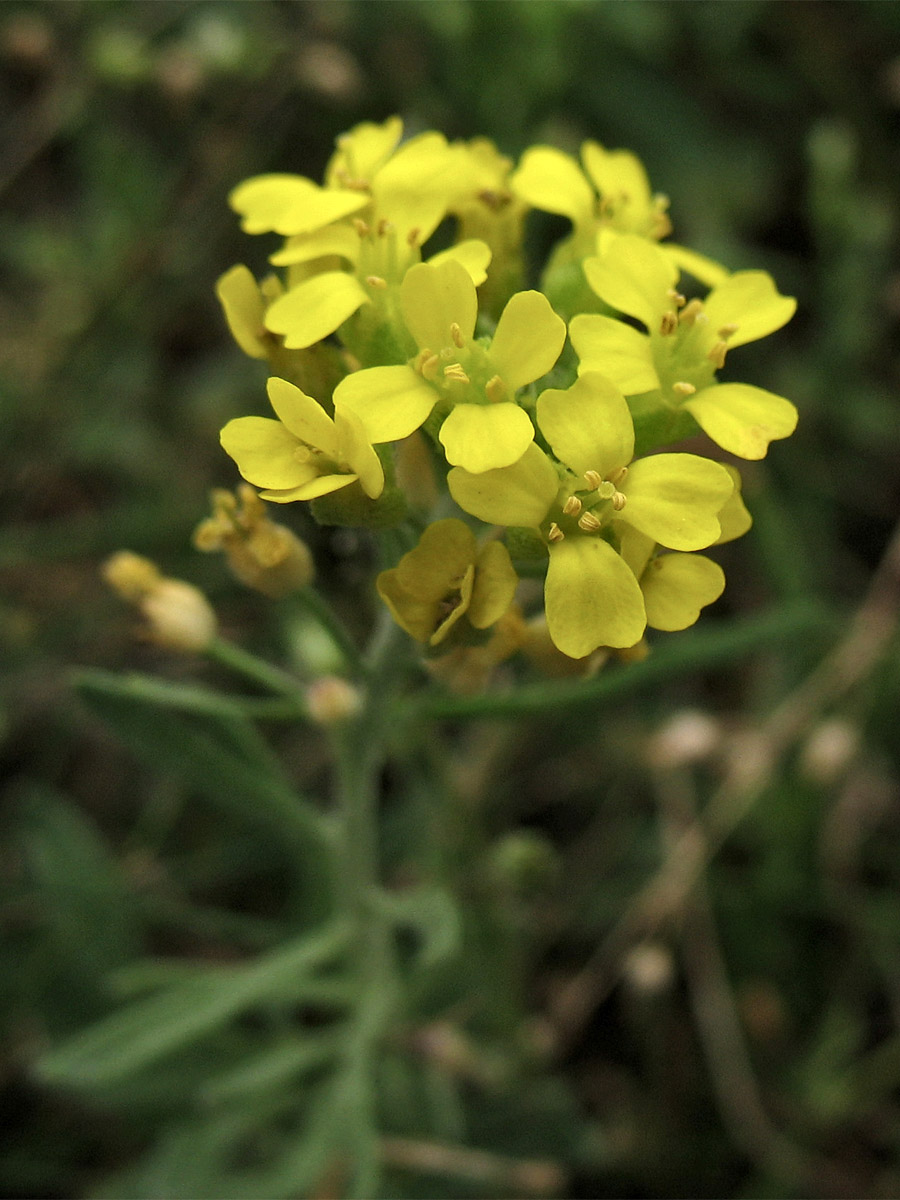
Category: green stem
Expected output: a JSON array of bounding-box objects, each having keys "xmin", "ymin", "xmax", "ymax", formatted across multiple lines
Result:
[
  {"xmin": 296, "ymin": 586, "xmax": 367, "ymax": 677},
  {"xmin": 206, "ymin": 637, "xmax": 306, "ymax": 698}
]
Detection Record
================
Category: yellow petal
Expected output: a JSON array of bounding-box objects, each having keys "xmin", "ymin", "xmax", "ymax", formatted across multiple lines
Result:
[
  {"xmin": 267, "ymin": 378, "xmax": 339, "ymax": 457},
  {"xmin": 439, "ymin": 402, "xmax": 534, "ymax": 473},
  {"xmin": 715, "ymin": 465, "xmax": 752, "ymax": 544},
  {"xmin": 619, "ymin": 454, "xmax": 734, "ymax": 551},
  {"xmin": 510, "ymin": 146, "xmax": 594, "ymax": 227},
  {"xmin": 684, "ymin": 383, "xmax": 798, "ymax": 460},
  {"xmin": 569, "ymin": 313, "xmax": 659, "ymax": 394},
  {"xmin": 260, "ymin": 474, "xmax": 358, "ymax": 502},
  {"xmin": 220, "ymin": 417, "xmax": 313, "ymax": 491},
  {"xmin": 269, "ymin": 225, "xmax": 360, "ymax": 267},
  {"xmin": 469, "ymin": 541, "xmax": 518, "ymax": 628},
  {"xmin": 427, "ymin": 239, "xmax": 492, "ymax": 287},
  {"xmin": 334, "ymin": 408, "xmax": 384, "ymax": 499},
  {"xmin": 334, "ymin": 365, "xmax": 436, "ymax": 443},
  {"xmin": 641, "ymin": 553, "xmax": 725, "ymax": 631},
  {"xmin": 215, "ymin": 265, "xmax": 268, "ymax": 359},
  {"xmin": 536, "ymin": 373, "xmax": 634, "ymax": 480},
  {"xmin": 371, "ymin": 131, "xmax": 454, "ymax": 242},
  {"xmin": 229, "ymin": 174, "xmax": 368, "ymax": 236},
  {"xmin": 326, "ymin": 116, "xmax": 404, "ymax": 185},
  {"xmin": 703, "ymin": 271, "xmax": 796, "ymax": 348},
  {"xmin": 394, "ymin": 519, "xmax": 476, "ymax": 602},
  {"xmin": 583, "ymin": 234, "xmax": 677, "ymax": 329},
  {"xmin": 264, "ymin": 272, "xmax": 369, "ymax": 349},
  {"xmin": 580, "ymin": 141, "xmax": 652, "ymax": 229},
  {"xmin": 662, "ymin": 244, "xmax": 730, "ymax": 288},
  {"xmin": 489, "ymin": 291, "xmax": 566, "ymax": 392},
  {"xmin": 400, "ymin": 260, "xmax": 476, "ymax": 352},
  {"xmin": 545, "ymin": 536, "xmax": 646, "ymax": 656},
  {"xmin": 448, "ymin": 443, "xmax": 559, "ymax": 528}
]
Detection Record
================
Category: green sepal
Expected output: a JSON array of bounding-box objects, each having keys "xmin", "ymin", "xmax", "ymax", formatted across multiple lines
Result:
[
  {"xmin": 628, "ymin": 392, "xmax": 700, "ymax": 456},
  {"xmin": 505, "ymin": 526, "xmax": 548, "ymax": 562},
  {"xmin": 310, "ymin": 481, "xmax": 409, "ymax": 529},
  {"xmin": 339, "ymin": 304, "xmax": 417, "ymax": 368}
]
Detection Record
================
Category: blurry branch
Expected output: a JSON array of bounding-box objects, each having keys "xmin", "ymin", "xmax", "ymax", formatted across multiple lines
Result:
[
  {"xmin": 547, "ymin": 516, "xmax": 900, "ymax": 1055},
  {"xmin": 379, "ymin": 1136, "xmax": 566, "ymax": 1198}
]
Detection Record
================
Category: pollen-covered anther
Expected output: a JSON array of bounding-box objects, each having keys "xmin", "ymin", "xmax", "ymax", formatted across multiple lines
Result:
[
  {"xmin": 418, "ymin": 353, "xmax": 440, "ymax": 381},
  {"xmin": 718, "ymin": 322, "xmax": 740, "ymax": 339},
  {"xmin": 673, "ymin": 381, "xmax": 697, "ymax": 397},
  {"xmin": 406, "ymin": 227, "xmax": 421, "ymax": 247},
  {"xmin": 449, "ymin": 322, "xmax": 465, "ymax": 349},
  {"xmin": 679, "ymin": 299, "xmax": 704, "ymax": 325},
  {"xmin": 485, "ymin": 375, "xmax": 506, "ymax": 404},
  {"xmin": 352, "ymin": 218, "xmax": 370, "ymax": 238},
  {"xmin": 611, "ymin": 491, "xmax": 627, "ymax": 512},
  {"xmin": 365, "ymin": 274, "xmax": 388, "ymax": 290},
  {"xmin": 667, "ymin": 288, "xmax": 686, "ymax": 308},
  {"xmin": 608, "ymin": 466, "xmax": 628, "ymax": 486},
  {"xmin": 563, "ymin": 495, "xmax": 583, "ymax": 517},
  {"xmin": 660, "ymin": 310, "xmax": 679, "ymax": 336},
  {"xmin": 443, "ymin": 363, "xmax": 470, "ymax": 384},
  {"xmin": 376, "ymin": 218, "xmax": 392, "ymax": 237},
  {"xmin": 584, "ymin": 469, "xmax": 603, "ymax": 491},
  {"xmin": 547, "ymin": 522, "xmax": 565, "ymax": 543},
  {"xmin": 578, "ymin": 511, "xmax": 602, "ymax": 533},
  {"xmin": 707, "ymin": 340, "xmax": 728, "ymax": 369}
]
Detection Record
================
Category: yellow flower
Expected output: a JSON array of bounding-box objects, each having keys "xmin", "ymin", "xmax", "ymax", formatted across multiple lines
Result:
[
  {"xmin": 220, "ymin": 377, "xmax": 384, "ymax": 503},
  {"xmin": 448, "ymin": 374, "xmax": 734, "ymax": 657},
  {"xmin": 193, "ymin": 484, "xmax": 314, "ymax": 598},
  {"xmin": 570, "ymin": 234, "xmax": 798, "ymax": 459},
  {"xmin": 376, "ymin": 518, "xmax": 519, "ymax": 647},
  {"xmin": 334, "ymin": 258, "xmax": 565, "ymax": 474}
]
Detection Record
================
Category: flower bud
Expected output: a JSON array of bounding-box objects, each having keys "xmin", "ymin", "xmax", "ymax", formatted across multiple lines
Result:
[
  {"xmin": 304, "ymin": 676, "xmax": 363, "ymax": 725},
  {"xmin": 104, "ymin": 552, "xmax": 217, "ymax": 652}
]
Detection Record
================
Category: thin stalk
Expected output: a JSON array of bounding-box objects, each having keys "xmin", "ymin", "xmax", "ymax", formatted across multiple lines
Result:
[
  {"xmin": 206, "ymin": 636, "xmax": 306, "ymax": 697},
  {"xmin": 296, "ymin": 585, "xmax": 367, "ymax": 677}
]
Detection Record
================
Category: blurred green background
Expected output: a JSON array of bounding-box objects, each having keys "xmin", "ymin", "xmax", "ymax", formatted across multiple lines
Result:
[{"xmin": 3, "ymin": 2, "xmax": 900, "ymax": 1197}]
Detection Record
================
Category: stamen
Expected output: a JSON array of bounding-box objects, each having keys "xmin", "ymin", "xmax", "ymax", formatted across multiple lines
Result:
[
  {"xmin": 584, "ymin": 469, "xmax": 603, "ymax": 490},
  {"xmin": 485, "ymin": 375, "xmax": 506, "ymax": 404},
  {"xmin": 420, "ymin": 353, "xmax": 440, "ymax": 381},
  {"xmin": 679, "ymin": 299, "xmax": 704, "ymax": 325},
  {"xmin": 667, "ymin": 288, "xmax": 686, "ymax": 308},
  {"xmin": 578, "ymin": 511, "xmax": 602, "ymax": 532},
  {"xmin": 660, "ymin": 311, "xmax": 679, "ymax": 336},
  {"xmin": 608, "ymin": 466, "xmax": 629, "ymax": 486},
  {"xmin": 377, "ymin": 218, "xmax": 392, "ymax": 237},
  {"xmin": 717, "ymin": 322, "xmax": 739, "ymax": 339},
  {"xmin": 450, "ymin": 322, "xmax": 465, "ymax": 349},
  {"xmin": 352, "ymin": 218, "xmax": 370, "ymax": 238},
  {"xmin": 406, "ymin": 227, "xmax": 421, "ymax": 247},
  {"xmin": 547, "ymin": 522, "xmax": 565, "ymax": 543},
  {"xmin": 707, "ymin": 340, "xmax": 728, "ymax": 369},
  {"xmin": 365, "ymin": 275, "xmax": 388, "ymax": 290},
  {"xmin": 611, "ymin": 491, "xmax": 627, "ymax": 511},
  {"xmin": 673, "ymin": 381, "xmax": 697, "ymax": 397},
  {"xmin": 443, "ymin": 363, "xmax": 470, "ymax": 384},
  {"xmin": 563, "ymin": 496, "xmax": 583, "ymax": 517}
]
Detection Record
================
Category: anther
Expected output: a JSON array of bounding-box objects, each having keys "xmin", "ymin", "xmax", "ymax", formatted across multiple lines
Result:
[
  {"xmin": 420, "ymin": 353, "xmax": 440, "ymax": 381},
  {"xmin": 563, "ymin": 496, "xmax": 583, "ymax": 517},
  {"xmin": 584, "ymin": 469, "xmax": 603, "ymax": 490},
  {"xmin": 673, "ymin": 381, "xmax": 697, "ymax": 397},
  {"xmin": 667, "ymin": 288, "xmax": 686, "ymax": 308},
  {"xmin": 406, "ymin": 227, "xmax": 421, "ymax": 247},
  {"xmin": 377, "ymin": 218, "xmax": 392, "ymax": 237},
  {"xmin": 485, "ymin": 375, "xmax": 506, "ymax": 404},
  {"xmin": 443, "ymin": 363, "xmax": 470, "ymax": 384},
  {"xmin": 578, "ymin": 511, "xmax": 602, "ymax": 532},
  {"xmin": 352, "ymin": 218, "xmax": 370, "ymax": 238},
  {"xmin": 608, "ymin": 466, "xmax": 629, "ymax": 486},
  {"xmin": 707, "ymin": 341, "xmax": 728, "ymax": 369},
  {"xmin": 365, "ymin": 275, "xmax": 388, "ymax": 290},
  {"xmin": 611, "ymin": 491, "xmax": 627, "ymax": 511},
  {"xmin": 660, "ymin": 311, "xmax": 679, "ymax": 336},
  {"xmin": 717, "ymin": 322, "xmax": 739, "ymax": 339},
  {"xmin": 547, "ymin": 522, "xmax": 565, "ymax": 543},
  {"xmin": 679, "ymin": 299, "xmax": 704, "ymax": 325},
  {"xmin": 450, "ymin": 322, "xmax": 465, "ymax": 349}
]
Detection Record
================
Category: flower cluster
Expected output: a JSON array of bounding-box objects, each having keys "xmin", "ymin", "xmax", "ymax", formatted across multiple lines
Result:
[{"xmin": 217, "ymin": 117, "xmax": 795, "ymax": 669}]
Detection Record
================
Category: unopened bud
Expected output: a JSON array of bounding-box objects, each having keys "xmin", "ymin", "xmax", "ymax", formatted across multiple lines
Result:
[
  {"xmin": 622, "ymin": 942, "xmax": 675, "ymax": 995},
  {"xmin": 139, "ymin": 579, "xmax": 218, "ymax": 651},
  {"xmin": 305, "ymin": 675, "xmax": 363, "ymax": 725},
  {"xmin": 102, "ymin": 551, "xmax": 162, "ymax": 600},
  {"xmin": 800, "ymin": 718, "xmax": 860, "ymax": 785},
  {"xmin": 649, "ymin": 709, "xmax": 721, "ymax": 769}
]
